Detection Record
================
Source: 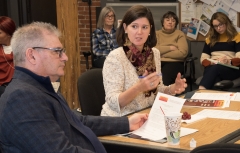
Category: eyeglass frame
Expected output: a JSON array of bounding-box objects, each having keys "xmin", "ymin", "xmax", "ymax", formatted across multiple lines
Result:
[
  {"xmin": 32, "ymin": 47, "xmax": 66, "ymax": 58},
  {"xmin": 105, "ymin": 14, "xmax": 115, "ymax": 19},
  {"xmin": 213, "ymin": 23, "xmax": 225, "ymax": 29}
]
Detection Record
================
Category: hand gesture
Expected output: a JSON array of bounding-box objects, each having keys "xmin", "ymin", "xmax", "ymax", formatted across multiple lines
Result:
[
  {"xmin": 173, "ymin": 73, "xmax": 187, "ymax": 94},
  {"xmin": 138, "ymin": 71, "xmax": 161, "ymax": 92},
  {"xmin": 129, "ymin": 113, "xmax": 148, "ymax": 131}
]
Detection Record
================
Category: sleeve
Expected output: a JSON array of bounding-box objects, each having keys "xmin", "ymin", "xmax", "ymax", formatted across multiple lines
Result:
[
  {"xmin": 92, "ymin": 29, "xmax": 105, "ymax": 57},
  {"xmin": 102, "ymin": 50, "xmax": 125, "ymax": 115},
  {"xmin": 200, "ymin": 39, "xmax": 211, "ymax": 65},
  {"xmin": 1, "ymin": 90, "xmax": 95, "ymax": 153},
  {"xmin": 79, "ymin": 115, "xmax": 129, "ymax": 136},
  {"xmin": 161, "ymin": 33, "xmax": 188, "ymax": 60},
  {"xmin": 232, "ymin": 33, "xmax": 240, "ymax": 66}
]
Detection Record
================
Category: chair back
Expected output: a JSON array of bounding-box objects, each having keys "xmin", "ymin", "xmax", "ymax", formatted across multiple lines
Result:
[
  {"xmin": 190, "ymin": 143, "xmax": 240, "ymax": 153},
  {"xmin": 77, "ymin": 68, "xmax": 105, "ymax": 115}
]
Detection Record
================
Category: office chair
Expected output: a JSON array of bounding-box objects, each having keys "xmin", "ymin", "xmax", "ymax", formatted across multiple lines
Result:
[
  {"xmin": 190, "ymin": 143, "xmax": 240, "ymax": 153},
  {"xmin": 82, "ymin": 51, "xmax": 105, "ymax": 70},
  {"xmin": 182, "ymin": 39, "xmax": 198, "ymax": 91},
  {"xmin": 77, "ymin": 68, "xmax": 105, "ymax": 115}
]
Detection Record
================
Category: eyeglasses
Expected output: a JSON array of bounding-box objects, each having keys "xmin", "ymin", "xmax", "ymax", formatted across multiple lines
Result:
[
  {"xmin": 105, "ymin": 15, "xmax": 114, "ymax": 19},
  {"xmin": 32, "ymin": 47, "xmax": 66, "ymax": 58},
  {"xmin": 213, "ymin": 23, "xmax": 224, "ymax": 29}
]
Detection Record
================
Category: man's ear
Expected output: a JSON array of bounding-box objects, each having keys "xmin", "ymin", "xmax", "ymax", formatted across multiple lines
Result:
[{"xmin": 26, "ymin": 48, "xmax": 36, "ymax": 64}]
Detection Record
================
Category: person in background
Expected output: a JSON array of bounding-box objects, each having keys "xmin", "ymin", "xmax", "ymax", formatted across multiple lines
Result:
[
  {"xmin": 199, "ymin": 12, "xmax": 240, "ymax": 89},
  {"xmin": 101, "ymin": 5, "xmax": 187, "ymax": 117},
  {"xmin": 0, "ymin": 16, "xmax": 16, "ymax": 96},
  {"xmin": 92, "ymin": 6, "xmax": 119, "ymax": 68},
  {"xmin": 155, "ymin": 11, "xmax": 188, "ymax": 86},
  {"xmin": 0, "ymin": 22, "xmax": 148, "ymax": 153}
]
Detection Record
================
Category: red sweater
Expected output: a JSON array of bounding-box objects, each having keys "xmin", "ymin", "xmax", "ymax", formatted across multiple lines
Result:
[{"xmin": 0, "ymin": 45, "xmax": 14, "ymax": 85}]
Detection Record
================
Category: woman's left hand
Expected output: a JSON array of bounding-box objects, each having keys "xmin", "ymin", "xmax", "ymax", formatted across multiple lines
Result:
[{"xmin": 173, "ymin": 73, "xmax": 187, "ymax": 94}]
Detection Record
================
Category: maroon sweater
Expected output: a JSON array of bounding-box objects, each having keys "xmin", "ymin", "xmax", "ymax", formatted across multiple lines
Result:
[{"xmin": 0, "ymin": 45, "xmax": 14, "ymax": 85}]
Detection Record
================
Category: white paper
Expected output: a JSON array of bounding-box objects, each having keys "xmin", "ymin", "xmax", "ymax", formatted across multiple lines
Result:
[
  {"xmin": 199, "ymin": 20, "xmax": 210, "ymax": 36},
  {"xmin": 194, "ymin": 109, "xmax": 240, "ymax": 120},
  {"xmin": 187, "ymin": 18, "xmax": 201, "ymax": 40},
  {"xmin": 202, "ymin": 3, "xmax": 215, "ymax": 19},
  {"xmin": 228, "ymin": 9, "xmax": 238, "ymax": 26},
  {"xmin": 132, "ymin": 93, "xmax": 198, "ymax": 141},
  {"xmin": 191, "ymin": 92, "xmax": 232, "ymax": 108},
  {"xmin": 232, "ymin": 92, "xmax": 240, "ymax": 101},
  {"xmin": 181, "ymin": 0, "xmax": 196, "ymax": 22},
  {"xmin": 178, "ymin": 0, "xmax": 190, "ymax": 5},
  {"xmin": 231, "ymin": 0, "xmax": 240, "ymax": 12},
  {"xmin": 182, "ymin": 114, "xmax": 207, "ymax": 124}
]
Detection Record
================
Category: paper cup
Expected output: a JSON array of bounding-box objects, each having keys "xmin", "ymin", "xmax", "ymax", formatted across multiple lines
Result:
[{"xmin": 164, "ymin": 112, "xmax": 182, "ymax": 145}]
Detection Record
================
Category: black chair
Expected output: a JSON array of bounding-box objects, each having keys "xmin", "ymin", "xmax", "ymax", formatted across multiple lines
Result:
[
  {"xmin": 82, "ymin": 51, "xmax": 105, "ymax": 70},
  {"xmin": 77, "ymin": 68, "xmax": 105, "ymax": 115},
  {"xmin": 183, "ymin": 39, "xmax": 198, "ymax": 91},
  {"xmin": 190, "ymin": 143, "xmax": 240, "ymax": 153}
]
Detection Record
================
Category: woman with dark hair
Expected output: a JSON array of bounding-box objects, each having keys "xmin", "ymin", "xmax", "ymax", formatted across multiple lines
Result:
[
  {"xmin": 0, "ymin": 16, "xmax": 16, "ymax": 96},
  {"xmin": 155, "ymin": 11, "xmax": 188, "ymax": 86},
  {"xmin": 101, "ymin": 5, "xmax": 187, "ymax": 116},
  {"xmin": 92, "ymin": 6, "xmax": 118, "ymax": 68},
  {"xmin": 199, "ymin": 12, "xmax": 240, "ymax": 89}
]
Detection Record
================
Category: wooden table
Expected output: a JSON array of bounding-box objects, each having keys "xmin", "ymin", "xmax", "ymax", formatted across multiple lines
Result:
[{"xmin": 99, "ymin": 90, "xmax": 240, "ymax": 153}]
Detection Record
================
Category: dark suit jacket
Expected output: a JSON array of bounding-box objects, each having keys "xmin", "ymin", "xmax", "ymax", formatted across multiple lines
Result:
[{"xmin": 0, "ymin": 68, "xmax": 129, "ymax": 153}]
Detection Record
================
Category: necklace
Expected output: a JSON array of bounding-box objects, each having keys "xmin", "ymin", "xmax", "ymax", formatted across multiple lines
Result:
[{"xmin": 1, "ymin": 48, "xmax": 15, "ymax": 70}]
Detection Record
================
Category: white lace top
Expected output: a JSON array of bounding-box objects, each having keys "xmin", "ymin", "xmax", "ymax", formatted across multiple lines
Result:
[{"xmin": 101, "ymin": 47, "xmax": 169, "ymax": 116}]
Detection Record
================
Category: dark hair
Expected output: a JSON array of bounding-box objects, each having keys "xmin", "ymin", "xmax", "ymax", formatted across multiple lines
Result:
[
  {"xmin": 0, "ymin": 16, "xmax": 16, "ymax": 36},
  {"xmin": 116, "ymin": 5, "xmax": 157, "ymax": 48},
  {"xmin": 161, "ymin": 11, "xmax": 179, "ymax": 28},
  {"xmin": 209, "ymin": 12, "xmax": 237, "ymax": 47}
]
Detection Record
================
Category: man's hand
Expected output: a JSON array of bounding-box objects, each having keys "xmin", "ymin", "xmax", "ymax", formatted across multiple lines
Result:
[{"xmin": 128, "ymin": 113, "xmax": 148, "ymax": 131}]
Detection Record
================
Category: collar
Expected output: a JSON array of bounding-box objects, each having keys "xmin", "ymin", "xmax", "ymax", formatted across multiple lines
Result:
[
  {"xmin": 162, "ymin": 28, "xmax": 176, "ymax": 34},
  {"xmin": 15, "ymin": 66, "xmax": 58, "ymax": 93}
]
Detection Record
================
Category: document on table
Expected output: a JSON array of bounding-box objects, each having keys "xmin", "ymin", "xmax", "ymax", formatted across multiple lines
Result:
[
  {"xmin": 191, "ymin": 93, "xmax": 233, "ymax": 108},
  {"xmin": 232, "ymin": 92, "xmax": 240, "ymax": 101},
  {"xmin": 132, "ymin": 92, "xmax": 198, "ymax": 141},
  {"xmin": 194, "ymin": 109, "xmax": 240, "ymax": 120}
]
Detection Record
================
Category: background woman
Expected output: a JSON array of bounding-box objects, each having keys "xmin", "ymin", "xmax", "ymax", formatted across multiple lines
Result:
[
  {"xmin": 0, "ymin": 16, "xmax": 16, "ymax": 96},
  {"xmin": 101, "ymin": 5, "xmax": 187, "ymax": 116},
  {"xmin": 199, "ymin": 12, "xmax": 240, "ymax": 89},
  {"xmin": 155, "ymin": 11, "xmax": 188, "ymax": 86},
  {"xmin": 92, "ymin": 6, "xmax": 119, "ymax": 68}
]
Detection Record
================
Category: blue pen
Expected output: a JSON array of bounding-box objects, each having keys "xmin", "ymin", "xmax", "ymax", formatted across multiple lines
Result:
[{"xmin": 138, "ymin": 73, "xmax": 162, "ymax": 78}]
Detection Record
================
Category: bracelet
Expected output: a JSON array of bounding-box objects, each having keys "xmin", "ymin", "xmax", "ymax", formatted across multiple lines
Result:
[{"xmin": 168, "ymin": 85, "xmax": 175, "ymax": 95}]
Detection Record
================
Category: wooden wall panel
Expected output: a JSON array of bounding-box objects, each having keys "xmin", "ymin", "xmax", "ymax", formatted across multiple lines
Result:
[{"xmin": 56, "ymin": 0, "xmax": 81, "ymax": 109}]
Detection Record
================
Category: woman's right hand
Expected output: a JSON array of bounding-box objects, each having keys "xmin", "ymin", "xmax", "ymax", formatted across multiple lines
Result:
[{"xmin": 138, "ymin": 71, "xmax": 161, "ymax": 92}]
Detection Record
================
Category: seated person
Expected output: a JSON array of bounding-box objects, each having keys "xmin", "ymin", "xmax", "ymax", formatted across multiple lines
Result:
[
  {"xmin": 0, "ymin": 16, "xmax": 16, "ymax": 96},
  {"xmin": 199, "ymin": 12, "xmax": 240, "ymax": 89},
  {"xmin": 92, "ymin": 6, "xmax": 119, "ymax": 68},
  {"xmin": 155, "ymin": 11, "xmax": 188, "ymax": 86},
  {"xmin": 0, "ymin": 21, "xmax": 148, "ymax": 153},
  {"xmin": 101, "ymin": 5, "xmax": 187, "ymax": 117}
]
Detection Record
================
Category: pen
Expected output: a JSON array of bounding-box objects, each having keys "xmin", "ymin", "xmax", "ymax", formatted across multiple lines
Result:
[{"xmin": 138, "ymin": 73, "xmax": 162, "ymax": 78}]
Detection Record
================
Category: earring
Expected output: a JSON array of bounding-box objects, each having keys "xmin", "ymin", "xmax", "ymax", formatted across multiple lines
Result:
[
  {"xmin": 124, "ymin": 33, "xmax": 131, "ymax": 46},
  {"xmin": 149, "ymin": 34, "xmax": 150, "ymax": 36}
]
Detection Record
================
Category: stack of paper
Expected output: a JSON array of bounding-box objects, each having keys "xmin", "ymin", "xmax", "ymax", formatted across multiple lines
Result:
[
  {"xmin": 184, "ymin": 93, "xmax": 232, "ymax": 108},
  {"xmin": 131, "ymin": 93, "xmax": 198, "ymax": 141}
]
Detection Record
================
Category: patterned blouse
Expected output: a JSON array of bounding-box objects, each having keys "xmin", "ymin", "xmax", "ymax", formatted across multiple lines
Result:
[
  {"xmin": 101, "ymin": 47, "xmax": 169, "ymax": 116},
  {"xmin": 92, "ymin": 27, "xmax": 118, "ymax": 59}
]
